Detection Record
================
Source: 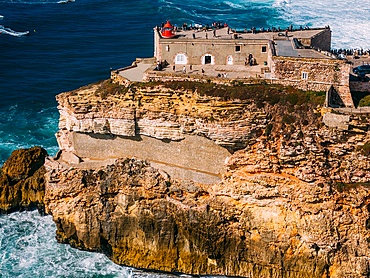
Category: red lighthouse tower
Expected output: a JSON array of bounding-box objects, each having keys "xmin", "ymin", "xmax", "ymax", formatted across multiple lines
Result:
[{"xmin": 161, "ymin": 21, "xmax": 175, "ymax": 38}]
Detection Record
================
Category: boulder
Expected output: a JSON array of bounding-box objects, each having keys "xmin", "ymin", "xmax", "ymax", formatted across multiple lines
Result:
[{"xmin": 0, "ymin": 146, "xmax": 47, "ymax": 213}]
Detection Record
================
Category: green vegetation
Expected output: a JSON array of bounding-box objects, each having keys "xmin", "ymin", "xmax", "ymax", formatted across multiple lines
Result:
[
  {"xmin": 359, "ymin": 94, "xmax": 370, "ymax": 107},
  {"xmin": 357, "ymin": 141, "xmax": 370, "ymax": 156},
  {"xmin": 282, "ymin": 114, "xmax": 296, "ymax": 125},
  {"xmin": 336, "ymin": 182, "xmax": 370, "ymax": 193},
  {"xmin": 96, "ymin": 80, "xmax": 326, "ymax": 141},
  {"xmin": 95, "ymin": 80, "xmax": 129, "ymax": 99},
  {"xmin": 97, "ymin": 80, "xmax": 326, "ymax": 109},
  {"xmin": 265, "ymin": 123, "xmax": 273, "ymax": 136},
  {"xmin": 141, "ymin": 80, "xmax": 325, "ymax": 107}
]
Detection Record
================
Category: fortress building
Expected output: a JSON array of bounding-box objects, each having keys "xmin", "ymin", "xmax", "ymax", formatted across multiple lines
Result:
[
  {"xmin": 153, "ymin": 22, "xmax": 354, "ymax": 108},
  {"xmin": 112, "ymin": 22, "xmax": 370, "ymax": 108},
  {"xmin": 154, "ymin": 21, "xmax": 332, "ymax": 67}
]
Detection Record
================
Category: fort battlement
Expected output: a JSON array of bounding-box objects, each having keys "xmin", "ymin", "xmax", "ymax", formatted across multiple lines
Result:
[{"xmin": 111, "ymin": 24, "xmax": 370, "ymax": 108}]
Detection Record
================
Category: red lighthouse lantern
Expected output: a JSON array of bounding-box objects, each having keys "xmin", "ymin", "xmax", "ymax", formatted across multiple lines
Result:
[{"xmin": 161, "ymin": 21, "xmax": 175, "ymax": 38}]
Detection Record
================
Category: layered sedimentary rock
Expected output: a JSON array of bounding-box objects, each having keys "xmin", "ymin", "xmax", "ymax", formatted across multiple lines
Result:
[
  {"xmin": 0, "ymin": 146, "xmax": 47, "ymax": 213},
  {"xmin": 56, "ymin": 82, "xmax": 264, "ymax": 149},
  {"xmin": 46, "ymin": 80, "xmax": 370, "ymax": 277},
  {"xmin": 55, "ymin": 81, "xmax": 267, "ymax": 183}
]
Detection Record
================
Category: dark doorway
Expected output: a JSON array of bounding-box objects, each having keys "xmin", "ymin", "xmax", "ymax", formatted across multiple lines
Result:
[{"xmin": 205, "ymin": 55, "xmax": 212, "ymax": 64}]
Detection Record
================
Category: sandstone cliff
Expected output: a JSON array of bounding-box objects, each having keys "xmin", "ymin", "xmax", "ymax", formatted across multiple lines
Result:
[
  {"xmin": 45, "ymin": 156, "xmax": 370, "ymax": 278},
  {"xmin": 0, "ymin": 146, "xmax": 47, "ymax": 213},
  {"xmin": 46, "ymin": 80, "xmax": 370, "ymax": 277}
]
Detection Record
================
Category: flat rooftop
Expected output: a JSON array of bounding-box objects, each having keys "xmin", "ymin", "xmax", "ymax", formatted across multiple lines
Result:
[
  {"xmin": 159, "ymin": 26, "xmax": 333, "ymax": 59},
  {"xmin": 167, "ymin": 26, "xmax": 328, "ymax": 41}
]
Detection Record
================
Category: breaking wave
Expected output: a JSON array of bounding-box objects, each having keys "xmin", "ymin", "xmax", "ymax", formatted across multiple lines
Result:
[
  {"xmin": 57, "ymin": 0, "xmax": 75, "ymax": 4},
  {"xmin": 0, "ymin": 211, "xmax": 131, "ymax": 278},
  {"xmin": 0, "ymin": 0, "xmax": 65, "ymax": 4},
  {"xmin": 223, "ymin": 1, "xmax": 245, "ymax": 10},
  {"xmin": 157, "ymin": 0, "xmax": 370, "ymax": 49},
  {"xmin": 0, "ymin": 14, "xmax": 29, "ymax": 37},
  {"xmin": 0, "ymin": 211, "xmax": 226, "ymax": 277},
  {"xmin": 273, "ymin": 0, "xmax": 370, "ymax": 49},
  {"xmin": 0, "ymin": 26, "xmax": 29, "ymax": 36}
]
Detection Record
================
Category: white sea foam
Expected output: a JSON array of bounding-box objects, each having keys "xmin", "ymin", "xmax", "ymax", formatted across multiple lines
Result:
[
  {"xmin": 158, "ymin": 0, "xmax": 369, "ymax": 49},
  {"xmin": 0, "ymin": 26, "xmax": 29, "ymax": 37},
  {"xmin": 223, "ymin": 1, "xmax": 245, "ymax": 10},
  {"xmin": 57, "ymin": 0, "xmax": 74, "ymax": 4},
  {"xmin": 0, "ymin": 212, "xmax": 225, "ymax": 278},
  {"xmin": 0, "ymin": 0, "xmax": 62, "ymax": 4},
  {"xmin": 0, "ymin": 211, "xmax": 131, "ymax": 278},
  {"xmin": 273, "ymin": 0, "xmax": 370, "ymax": 49}
]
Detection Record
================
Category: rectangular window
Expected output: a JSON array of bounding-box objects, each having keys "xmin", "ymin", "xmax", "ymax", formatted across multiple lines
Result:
[
  {"xmin": 261, "ymin": 46, "xmax": 267, "ymax": 53},
  {"xmin": 235, "ymin": 45, "xmax": 241, "ymax": 52},
  {"xmin": 302, "ymin": 72, "xmax": 308, "ymax": 80}
]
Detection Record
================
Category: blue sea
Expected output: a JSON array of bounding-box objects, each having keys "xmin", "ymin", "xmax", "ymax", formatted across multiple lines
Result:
[{"xmin": 0, "ymin": 0, "xmax": 369, "ymax": 276}]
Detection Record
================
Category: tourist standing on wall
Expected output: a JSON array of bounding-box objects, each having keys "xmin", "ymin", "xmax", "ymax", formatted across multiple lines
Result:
[{"xmin": 248, "ymin": 53, "xmax": 253, "ymax": 66}]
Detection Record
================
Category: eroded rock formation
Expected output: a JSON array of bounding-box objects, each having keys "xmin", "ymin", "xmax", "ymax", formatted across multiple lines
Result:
[
  {"xmin": 45, "ymin": 80, "xmax": 370, "ymax": 277},
  {"xmin": 44, "ymin": 157, "xmax": 370, "ymax": 278},
  {"xmin": 0, "ymin": 146, "xmax": 47, "ymax": 213},
  {"xmin": 55, "ymin": 81, "xmax": 268, "ymax": 183}
]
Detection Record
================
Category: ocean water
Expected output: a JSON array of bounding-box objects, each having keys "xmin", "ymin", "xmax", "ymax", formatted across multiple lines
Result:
[
  {"xmin": 0, "ymin": 0, "xmax": 369, "ymax": 276},
  {"xmin": 0, "ymin": 211, "xmax": 181, "ymax": 278}
]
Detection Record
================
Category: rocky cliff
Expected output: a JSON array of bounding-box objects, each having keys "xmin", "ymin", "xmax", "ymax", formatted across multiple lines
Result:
[
  {"xmin": 45, "ymin": 80, "xmax": 370, "ymax": 277},
  {"xmin": 0, "ymin": 146, "xmax": 47, "ymax": 213}
]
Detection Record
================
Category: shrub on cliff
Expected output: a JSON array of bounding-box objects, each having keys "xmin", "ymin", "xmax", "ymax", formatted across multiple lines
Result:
[
  {"xmin": 96, "ymin": 80, "xmax": 128, "ymax": 99},
  {"xmin": 138, "ymin": 81, "xmax": 325, "ymax": 140},
  {"xmin": 359, "ymin": 94, "xmax": 370, "ymax": 107},
  {"xmin": 158, "ymin": 81, "xmax": 325, "ymax": 108},
  {"xmin": 358, "ymin": 141, "xmax": 370, "ymax": 156}
]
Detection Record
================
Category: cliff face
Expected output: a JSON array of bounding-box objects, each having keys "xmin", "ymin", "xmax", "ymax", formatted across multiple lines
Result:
[
  {"xmin": 46, "ymin": 80, "xmax": 370, "ymax": 277},
  {"xmin": 55, "ymin": 81, "xmax": 267, "ymax": 183},
  {"xmin": 56, "ymin": 80, "xmax": 264, "ymax": 150},
  {"xmin": 0, "ymin": 146, "xmax": 47, "ymax": 213}
]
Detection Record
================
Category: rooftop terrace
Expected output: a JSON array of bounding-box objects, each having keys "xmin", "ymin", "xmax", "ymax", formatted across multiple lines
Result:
[
  {"xmin": 171, "ymin": 25, "xmax": 326, "ymax": 41},
  {"xmin": 159, "ymin": 26, "xmax": 333, "ymax": 59}
]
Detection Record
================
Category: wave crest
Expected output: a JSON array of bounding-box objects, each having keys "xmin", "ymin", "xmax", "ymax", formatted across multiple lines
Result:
[{"xmin": 0, "ymin": 26, "xmax": 29, "ymax": 37}]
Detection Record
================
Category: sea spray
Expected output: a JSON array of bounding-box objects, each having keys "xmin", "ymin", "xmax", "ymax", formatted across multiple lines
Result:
[{"xmin": 0, "ymin": 211, "xmax": 225, "ymax": 277}]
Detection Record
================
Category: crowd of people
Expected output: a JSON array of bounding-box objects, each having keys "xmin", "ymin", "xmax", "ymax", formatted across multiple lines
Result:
[
  {"xmin": 331, "ymin": 48, "xmax": 370, "ymax": 59},
  {"xmin": 160, "ymin": 21, "xmax": 332, "ymax": 39}
]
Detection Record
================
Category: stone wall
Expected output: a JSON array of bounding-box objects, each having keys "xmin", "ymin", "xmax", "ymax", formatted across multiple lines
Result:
[
  {"xmin": 143, "ymin": 71, "xmax": 206, "ymax": 83},
  {"xmin": 69, "ymin": 132, "xmax": 230, "ymax": 184},
  {"xmin": 295, "ymin": 29, "xmax": 331, "ymax": 51},
  {"xmin": 310, "ymin": 28, "xmax": 331, "ymax": 51},
  {"xmin": 271, "ymin": 56, "xmax": 354, "ymax": 107},
  {"xmin": 157, "ymin": 37, "xmax": 270, "ymax": 66},
  {"xmin": 322, "ymin": 112, "xmax": 350, "ymax": 130},
  {"xmin": 111, "ymin": 69, "xmax": 131, "ymax": 86}
]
